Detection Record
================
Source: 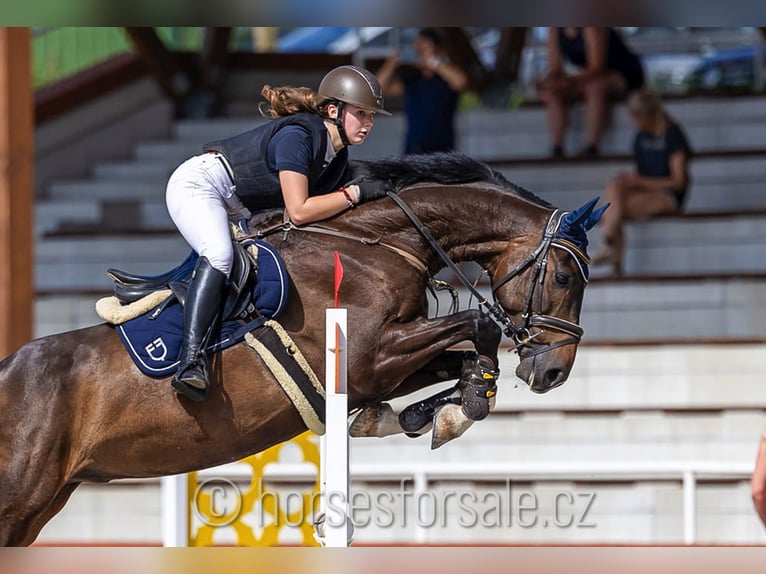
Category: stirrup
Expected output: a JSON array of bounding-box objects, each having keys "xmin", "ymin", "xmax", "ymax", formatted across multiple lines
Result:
[
  {"xmin": 172, "ymin": 361, "xmax": 209, "ymax": 402},
  {"xmin": 458, "ymin": 355, "xmax": 499, "ymax": 421}
]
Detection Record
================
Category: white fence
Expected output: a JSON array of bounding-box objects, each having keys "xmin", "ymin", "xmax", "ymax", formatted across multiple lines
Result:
[{"xmin": 167, "ymin": 459, "xmax": 755, "ymax": 545}]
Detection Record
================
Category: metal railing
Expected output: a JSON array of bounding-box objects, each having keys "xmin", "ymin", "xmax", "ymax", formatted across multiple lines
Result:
[{"xmin": 175, "ymin": 459, "xmax": 755, "ymax": 545}]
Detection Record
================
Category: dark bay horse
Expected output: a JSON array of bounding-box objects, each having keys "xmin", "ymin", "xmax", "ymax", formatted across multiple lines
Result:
[{"xmin": 0, "ymin": 154, "xmax": 603, "ymax": 545}]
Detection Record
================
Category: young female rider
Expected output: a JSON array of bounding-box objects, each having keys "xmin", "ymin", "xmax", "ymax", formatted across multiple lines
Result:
[{"xmin": 165, "ymin": 65, "xmax": 392, "ymax": 402}]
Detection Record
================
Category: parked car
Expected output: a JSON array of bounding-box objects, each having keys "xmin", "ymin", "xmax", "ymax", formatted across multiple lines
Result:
[{"xmin": 686, "ymin": 45, "xmax": 766, "ymax": 90}]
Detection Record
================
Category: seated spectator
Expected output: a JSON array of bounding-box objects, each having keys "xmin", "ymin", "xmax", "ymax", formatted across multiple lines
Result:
[
  {"xmin": 593, "ymin": 90, "xmax": 692, "ymax": 275},
  {"xmin": 538, "ymin": 27, "xmax": 645, "ymax": 158},
  {"xmin": 377, "ymin": 28, "xmax": 468, "ymax": 154}
]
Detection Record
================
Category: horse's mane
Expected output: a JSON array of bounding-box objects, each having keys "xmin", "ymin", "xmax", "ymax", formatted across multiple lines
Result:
[{"xmin": 350, "ymin": 152, "xmax": 554, "ymax": 209}]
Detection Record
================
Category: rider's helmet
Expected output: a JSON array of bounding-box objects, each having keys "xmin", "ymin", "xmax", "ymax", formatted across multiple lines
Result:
[{"xmin": 317, "ymin": 65, "xmax": 390, "ymax": 145}]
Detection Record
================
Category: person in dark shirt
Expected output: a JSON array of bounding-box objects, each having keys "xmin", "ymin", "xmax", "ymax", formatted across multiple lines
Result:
[
  {"xmin": 377, "ymin": 28, "xmax": 468, "ymax": 154},
  {"xmin": 164, "ymin": 65, "xmax": 392, "ymax": 401},
  {"xmin": 593, "ymin": 90, "xmax": 692, "ymax": 275},
  {"xmin": 538, "ymin": 27, "xmax": 645, "ymax": 158}
]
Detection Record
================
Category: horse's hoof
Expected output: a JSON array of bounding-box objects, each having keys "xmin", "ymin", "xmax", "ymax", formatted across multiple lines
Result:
[
  {"xmin": 349, "ymin": 403, "xmax": 401, "ymax": 438},
  {"xmin": 171, "ymin": 377, "xmax": 208, "ymax": 402},
  {"xmin": 431, "ymin": 403, "xmax": 475, "ymax": 449}
]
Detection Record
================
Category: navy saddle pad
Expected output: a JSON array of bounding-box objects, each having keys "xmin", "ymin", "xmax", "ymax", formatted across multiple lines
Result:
[{"xmin": 116, "ymin": 240, "xmax": 289, "ymax": 378}]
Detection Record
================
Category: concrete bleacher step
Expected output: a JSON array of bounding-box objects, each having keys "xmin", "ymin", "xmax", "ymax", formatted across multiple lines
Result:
[
  {"xmin": 492, "ymin": 343, "xmax": 766, "ymax": 411},
  {"xmin": 169, "ymin": 97, "xmax": 766, "ymax": 161},
  {"xmin": 617, "ymin": 213, "xmax": 766, "ymax": 276},
  {"xmin": 498, "ymin": 155, "xmax": 766, "ymax": 213},
  {"xmin": 350, "ymin": 411, "xmax": 764, "ymax": 465},
  {"xmin": 48, "ymin": 181, "xmax": 166, "ymax": 202},
  {"xmin": 583, "ymin": 276, "xmax": 766, "ymax": 341},
  {"xmin": 36, "ymin": 199, "xmax": 170, "ymax": 235},
  {"xmin": 35, "ymin": 235, "xmax": 190, "ymax": 291},
  {"xmin": 93, "ymin": 160, "xmax": 177, "ymax": 182},
  {"xmin": 428, "ymin": 275, "xmax": 766, "ymax": 342}
]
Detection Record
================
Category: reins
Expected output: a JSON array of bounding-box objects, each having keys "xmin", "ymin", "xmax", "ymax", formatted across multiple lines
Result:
[{"xmin": 385, "ymin": 192, "xmax": 584, "ymax": 357}]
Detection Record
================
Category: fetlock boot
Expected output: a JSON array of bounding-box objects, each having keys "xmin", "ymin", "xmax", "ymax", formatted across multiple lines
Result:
[
  {"xmin": 172, "ymin": 257, "xmax": 227, "ymax": 402},
  {"xmin": 458, "ymin": 355, "xmax": 499, "ymax": 421}
]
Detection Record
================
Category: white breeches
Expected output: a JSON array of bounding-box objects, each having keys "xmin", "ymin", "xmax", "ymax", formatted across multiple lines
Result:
[{"xmin": 165, "ymin": 153, "xmax": 250, "ymax": 277}]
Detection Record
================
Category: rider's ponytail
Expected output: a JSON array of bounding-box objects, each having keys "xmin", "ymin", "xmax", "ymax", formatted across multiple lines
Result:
[{"xmin": 259, "ymin": 85, "xmax": 329, "ymax": 119}]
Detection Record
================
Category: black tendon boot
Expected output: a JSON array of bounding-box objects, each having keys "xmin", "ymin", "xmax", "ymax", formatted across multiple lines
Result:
[
  {"xmin": 458, "ymin": 354, "xmax": 499, "ymax": 421},
  {"xmin": 171, "ymin": 257, "xmax": 227, "ymax": 402}
]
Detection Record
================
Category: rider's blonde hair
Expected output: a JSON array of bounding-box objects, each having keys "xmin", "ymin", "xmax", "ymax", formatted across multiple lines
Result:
[
  {"xmin": 259, "ymin": 85, "xmax": 331, "ymax": 119},
  {"xmin": 627, "ymin": 89, "xmax": 672, "ymax": 134}
]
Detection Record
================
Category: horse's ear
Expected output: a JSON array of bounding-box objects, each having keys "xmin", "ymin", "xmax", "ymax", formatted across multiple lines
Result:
[
  {"xmin": 563, "ymin": 197, "xmax": 599, "ymax": 227},
  {"xmin": 585, "ymin": 203, "xmax": 610, "ymax": 231}
]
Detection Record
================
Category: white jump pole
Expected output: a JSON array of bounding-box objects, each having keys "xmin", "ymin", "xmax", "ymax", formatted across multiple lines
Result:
[
  {"xmin": 320, "ymin": 307, "xmax": 350, "ymax": 547},
  {"xmin": 161, "ymin": 474, "xmax": 188, "ymax": 547}
]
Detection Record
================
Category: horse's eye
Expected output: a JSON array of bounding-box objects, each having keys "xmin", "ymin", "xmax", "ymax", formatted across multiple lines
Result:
[{"xmin": 554, "ymin": 272, "xmax": 571, "ymax": 287}]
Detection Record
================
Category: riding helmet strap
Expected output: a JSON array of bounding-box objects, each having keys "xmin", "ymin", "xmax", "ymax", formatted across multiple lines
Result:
[{"xmin": 333, "ymin": 101, "xmax": 351, "ymax": 147}]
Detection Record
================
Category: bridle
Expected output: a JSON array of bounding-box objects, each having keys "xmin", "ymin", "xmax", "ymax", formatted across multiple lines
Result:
[{"xmin": 385, "ymin": 192, "xmax": 586, "ymax": 358}]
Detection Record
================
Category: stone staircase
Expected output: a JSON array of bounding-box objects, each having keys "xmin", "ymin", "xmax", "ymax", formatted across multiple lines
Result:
[{"xmin": 33, "ymin": 95, "xmax": 766, "ymax": 545}]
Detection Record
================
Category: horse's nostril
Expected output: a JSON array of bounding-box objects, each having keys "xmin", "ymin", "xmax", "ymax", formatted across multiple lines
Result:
[{"xmin": 544, "ymin": 368, "xmax": 564, "ymax": 388}]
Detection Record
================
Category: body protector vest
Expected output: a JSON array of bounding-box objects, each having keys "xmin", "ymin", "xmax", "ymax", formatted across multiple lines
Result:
[{"xmin": 203, "ymin": 113, "xmax": 349, "ymax": 212}]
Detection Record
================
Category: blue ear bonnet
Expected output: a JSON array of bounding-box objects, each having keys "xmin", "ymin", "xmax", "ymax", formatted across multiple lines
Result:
[{"xmin": 554, "ymin": 198, "xmax": 609, "ymax": 280}]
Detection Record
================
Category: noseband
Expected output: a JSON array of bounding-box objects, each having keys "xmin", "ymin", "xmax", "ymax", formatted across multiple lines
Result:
[
  {"xmin": 386, "ymin": 193, "xmax": 585, "ymax": 359},
  {"xmin": 488, "ymin": 209, "xmax": 585, "ymax": 357}
]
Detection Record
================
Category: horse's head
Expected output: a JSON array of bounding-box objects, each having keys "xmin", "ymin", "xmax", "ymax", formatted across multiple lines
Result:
[{"xmin": 490, "ymin": 198, "xmax": 608, "ymax": 394}]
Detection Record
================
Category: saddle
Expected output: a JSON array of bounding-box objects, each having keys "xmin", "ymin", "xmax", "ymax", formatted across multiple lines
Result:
[{"xmin": 107, "ymin": 241, "xmax": 258, "ymax": 323}]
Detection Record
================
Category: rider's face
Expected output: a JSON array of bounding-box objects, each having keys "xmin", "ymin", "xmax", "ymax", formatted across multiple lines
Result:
[{"xmin": 341, "ymin": 104, "xmax": 375, "ymax": 145}]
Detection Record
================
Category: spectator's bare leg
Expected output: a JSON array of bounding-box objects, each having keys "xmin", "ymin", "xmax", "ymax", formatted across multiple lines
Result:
[
  {"xmin": 595, "ymin": 178, "xmax": 629, "ymax": 275},
  {"xmin": 597, "ymin": 182, "xmax": 679, "ymax": 274},
  {"xmin": 752, "ymin": 428, "xmax": 766, "ymax": 527},
  {"xmin": 539, "ymin": 88, "xmax": 568, "ymax": 156},
  {"xmin": 582, "ymin": 73, "xmax": 625, "ymax": 154},
  {"xmin": 600, "ymin": 178, "xmax": 623, "ymax": 243}
]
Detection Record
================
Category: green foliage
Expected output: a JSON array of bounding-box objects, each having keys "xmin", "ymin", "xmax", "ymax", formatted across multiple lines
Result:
[{"xmin": 33, "ymin": 27, "xmax": 131, "ymax": 88}]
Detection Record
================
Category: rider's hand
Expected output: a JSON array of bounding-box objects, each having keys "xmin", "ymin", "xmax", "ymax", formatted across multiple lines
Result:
[{"xmin": 357, "ymin": 179, "xmax": 395, "ymax": 204}]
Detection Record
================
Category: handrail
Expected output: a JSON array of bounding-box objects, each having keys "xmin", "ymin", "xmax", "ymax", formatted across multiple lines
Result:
[{"xmin": 150, "ymin": 459, "xmax": 755, "ymax": 545}]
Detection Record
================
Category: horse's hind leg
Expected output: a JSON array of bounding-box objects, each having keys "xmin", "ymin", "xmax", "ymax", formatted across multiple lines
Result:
[
  {"xmin": 19, "ymin": 483, "xmax": 80, "ymax": 546},
  {"xmin": 0, "ymin": 436, "xmax": 76, "ymax": 547},
  {"xmin": 0, "ymin": 473, "xmax": 76, "ymax": 546}
]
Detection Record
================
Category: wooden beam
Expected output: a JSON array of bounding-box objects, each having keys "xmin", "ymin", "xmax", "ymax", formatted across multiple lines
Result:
[
  {"xmin": 200, "ymin": 27, "xmax": 232, "ymax": 90},
  {"xmin": 124, "ymin": 27, "xmax": 190, "ymax": 101},
  {"xmin": 0, "ymin": 27, "xmax": 33, "ymax": 356},
  {"xmin": 494, "ymin": 28, "xmax": 528, "ymax": 82},
  {"xmin": 436, "ymin": 27, "xmax": 489, "ymax": 90}
]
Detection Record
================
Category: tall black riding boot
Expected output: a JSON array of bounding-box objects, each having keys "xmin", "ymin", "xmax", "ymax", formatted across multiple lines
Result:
[{"xmin": 171, "ymin": 257, "xmax": 227, "ymax": 402}]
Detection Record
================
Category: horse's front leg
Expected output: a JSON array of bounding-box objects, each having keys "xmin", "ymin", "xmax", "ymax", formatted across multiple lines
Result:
[
  {"xmin": 350, "ymin": 350, "xmax": 465, "ymax": 439},
  {"xmin": 351, "ymin": 310, "xmax": 502, "ymax": 447},
  {"xmin": 370, "ymin": 309, "xmax": 501, "ymax": 389}
]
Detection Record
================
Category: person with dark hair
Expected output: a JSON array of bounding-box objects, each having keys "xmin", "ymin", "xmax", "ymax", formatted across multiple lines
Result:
[
  {"xmin": 538, "ymin": 27, "xmax": 645, "ymax": 158},
  {"xmin": 377, "ymin": 28, "xmax": 468, "ymax": 154},
  {"xmin": 164, "ymin": 65, "xmax": 392, "ymax": 401},
  {"xmin": 593, "ymin": 89, "xmax": 692, "ymax": 275}
]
